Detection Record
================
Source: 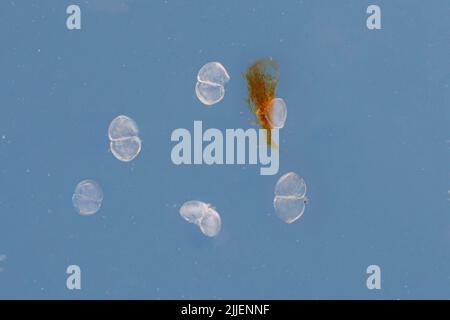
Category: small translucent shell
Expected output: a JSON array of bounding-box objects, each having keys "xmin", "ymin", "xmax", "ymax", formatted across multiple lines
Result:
[
  {"xmin": 275, "ymin": 172, "xmax": 307, "ymax": 198},
  {"xmin": 269, "ymin": 98, "xmax": 287, "ymax": 129},
  {"xmin": 197, "ymin": 62, "xmax": 230, "ymax": 85},
  {"xmin": 198, "ymin": 208, "xmax": 222, "ymax": 237},
  {"xmin": 109, "ymin": 136, "xmax": 142, "ymax": 162},
  {"xmin": 108, "ymin": 115, "xmax": 139, "ymax": 141},
  {"xmin": 179, "ymin": 200, "xmax": 222, "ymax": 237},
  {"xmin": 72, "ymin": 179, "xmax": 103, "ymax": 216},
  {"xmin": 273, "ymin": 172, "xmax": 308, "ymax": 224},
  {"xmin": 108, "ymin": 115, "xmax": 142, "ymax": 162},
  {"xmin": 195, "ymin": 62, "xmax": 230, "ymax": 106},
  {"xmin": 179, "ymin": 200, "xmax": 209, "ymax": 224},
  {"xmin": 273, "ymin": 197, "xmax": 306, "ymax": 224},
  {"xmin": 195, "ymin": 82, "xmax": 225, "ymax": 106}
]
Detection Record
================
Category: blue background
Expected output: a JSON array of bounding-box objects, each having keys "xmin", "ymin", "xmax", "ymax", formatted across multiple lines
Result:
[{"xmin": 0, "ymin": 0, "xmax": 449, "ymax": 299}]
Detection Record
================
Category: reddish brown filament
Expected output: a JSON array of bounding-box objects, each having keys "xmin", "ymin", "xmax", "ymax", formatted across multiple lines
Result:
[{"xmin": 244, "ymin": 58, "xmax": 279, "ymax": 146}]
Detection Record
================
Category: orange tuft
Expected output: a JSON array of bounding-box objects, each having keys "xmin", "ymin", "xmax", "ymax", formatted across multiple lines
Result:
[{"xmin": 244, "ymin": 58, "xmax": 279, "ymax": 147}]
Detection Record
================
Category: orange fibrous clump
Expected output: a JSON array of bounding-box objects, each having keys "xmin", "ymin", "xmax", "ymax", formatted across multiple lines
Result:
[{"xmin": 244, "ymin": 58, "xmax": 279, "ymax": 146}]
